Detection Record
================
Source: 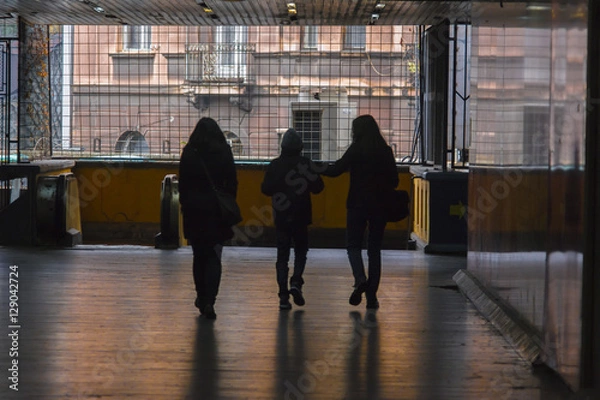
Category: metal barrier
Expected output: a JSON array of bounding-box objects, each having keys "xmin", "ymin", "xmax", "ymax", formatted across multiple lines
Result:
[
  {"xmin": 36, "ymin": 173, "xmax": 82, "ymax": 246},
  {"xmin": 155, "ymin": 174, "xmax": 185, "ymax": 249},
  {"xmin": 0, "ymin": 161, "xmax": 80, "ymax": 245}
]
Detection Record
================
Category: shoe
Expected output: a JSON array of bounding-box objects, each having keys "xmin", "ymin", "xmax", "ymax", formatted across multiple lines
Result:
[
  {"xmin": 366, "ymin": 299, "xmax": 380, "ymax": 310},
  {"xmin": 194, "ymin": 297, "xmax": 205, "ymax": 310},
  {"xmin": 279, "ymin": 297, "xmax": 292, "ymax": 310},
  {"xmin": 289, "ymin": 285, "xmax": 305, "ymax": 306},
  {"xmin": 349, "ymin": 281, "xmax": 368, "ymax": 306},
  {"xmin": 201, "ymin": 304, "xmax": 217, "ymax": 320}
]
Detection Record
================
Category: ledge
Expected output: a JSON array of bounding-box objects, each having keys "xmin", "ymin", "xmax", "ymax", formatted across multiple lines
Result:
[
  {"xmin": 67, "ymin": 159, "xmax": 414, "ymax": 172},
  {"xmin": 409, "ymin": 165, "xmax": 469, "ymax": 180},
  {"xmin": 109, "ymin": 52, "xmax": 157, "ymax": 59},
  {"xmin": 0, "ymin": 160, "xmax": 75, "ymax": 179}
]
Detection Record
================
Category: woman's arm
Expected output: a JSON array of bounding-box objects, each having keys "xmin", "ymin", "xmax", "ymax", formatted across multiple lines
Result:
[
  {"xmin": 222, "ymin": 148, "xmax": 238, "ymax": 196},
  {"xmin": 386, "ymin": 146, "xmax": 399, "ymax": 188},
  {"xmin": 322, "ymin": 144, "xmax": 355, "ymax": 177},
  {"xmin": 308, "ymin": 160, "xmax": 325, "ymax": 194},
  {"xmin": 178, "ymin": 150, "xmax": 191, "ymax": 205}
]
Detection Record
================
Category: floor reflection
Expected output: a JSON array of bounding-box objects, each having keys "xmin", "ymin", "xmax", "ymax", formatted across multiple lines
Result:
[
  {"xmin": 186, "ymin": 317, "xmax": 219, "ymax": 400},
  {"xmin": 346, "ymin": 310, "xmax": 380, "ymax": 399},
  {"xmin": 275, "ymin": 310, "xmax": 306, "ymax": 399},
  {"xmin": 0, "ymin": 247, "xmax": 576, "ymax": 399}
]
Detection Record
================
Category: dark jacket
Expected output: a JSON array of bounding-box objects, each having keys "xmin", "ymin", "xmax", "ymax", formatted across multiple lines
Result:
[
  {"xmin": 179, "ymin": 143, "xmax": 238, "ymax": 245},
  {"xmin": 261, "ymin": 129, "xmax": 324, "ymax": 227},
  {"xmin": 322, "ymin": 142, "xmax": 398, "ymax": 210}
]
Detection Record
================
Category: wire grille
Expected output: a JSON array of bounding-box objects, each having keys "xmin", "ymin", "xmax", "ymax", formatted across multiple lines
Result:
[{"xmin": 47, "ymin": 25, "xmax": 420, "ymax": 162}]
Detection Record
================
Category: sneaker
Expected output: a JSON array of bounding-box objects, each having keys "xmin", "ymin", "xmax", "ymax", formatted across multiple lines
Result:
[
  {"xmin": 279, "ymin": 297, "xmax": 292, "ymax": 310},
  {"xmin": 349, "ymin": 281, "xmax": 368, "ymax": 306},
  {"xmin": 289, "ymin": 285, "xmax": 305, "ymax": 306},
  {"xmin": 201, "ymin": 304, "xmax": 217, "ymax": 320}
]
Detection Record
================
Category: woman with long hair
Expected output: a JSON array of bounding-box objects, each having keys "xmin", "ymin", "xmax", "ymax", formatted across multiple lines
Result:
[
  {"xmin": 179, "ymin": 117, "xmax": 238, "ymax": 319},
  {"xmin": 322, "ymin": 115, "xmax": 399, "ymax": 309}
]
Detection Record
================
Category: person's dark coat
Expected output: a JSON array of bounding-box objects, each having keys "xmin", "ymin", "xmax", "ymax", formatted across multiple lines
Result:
[
  {"xmin": 179, "ymin": 118, "xmax": 238, "ymax": 245},
  {"xmin": 322, "ymin": 141, "xmax": 398, "ymax": 210},
  {"xmin": 261, "ymin": 129, "xmax": 324, "ymax": 227}
]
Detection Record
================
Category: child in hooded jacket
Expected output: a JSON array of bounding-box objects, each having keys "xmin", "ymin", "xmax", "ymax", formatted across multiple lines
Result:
[{"xmin": 261, "ymin": 129, "xmax": 324, "ymax": 310}]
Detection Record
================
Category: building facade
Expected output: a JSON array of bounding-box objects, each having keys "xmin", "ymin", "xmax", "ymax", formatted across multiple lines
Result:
[{"xmin": 60, "ymin": 25, "xmax": 418, "ymax": 161}]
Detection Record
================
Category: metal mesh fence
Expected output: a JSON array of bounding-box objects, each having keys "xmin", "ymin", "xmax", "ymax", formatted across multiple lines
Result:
[{"xmin": 43, "ymin": 25, "xmax": 421, "ymax": 162}]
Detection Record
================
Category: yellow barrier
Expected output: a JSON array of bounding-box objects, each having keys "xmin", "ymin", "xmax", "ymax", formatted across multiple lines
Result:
[
  {"xmin": 409, "ymin": 167, "xmax": 468, "ymax": 254},
  {"xmin": 412, "ymin": 177, "xmax": 430, "ymax": 243},
  {"xmin": 73, "ymin": 162, "xmax": 413, "ymax": 246}
]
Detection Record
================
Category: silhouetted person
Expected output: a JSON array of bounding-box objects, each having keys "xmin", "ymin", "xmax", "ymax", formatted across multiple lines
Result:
[
  {"xmin": 179, "ymin": 117, "xmax": 238, "ymax": 319},
  {"xmin": 322, "ymin": 115, "xmax": 398, "ymax": 309},
  {"xmin": 261, "ymin": 128, "xmax": 324, "ymax": 310}
]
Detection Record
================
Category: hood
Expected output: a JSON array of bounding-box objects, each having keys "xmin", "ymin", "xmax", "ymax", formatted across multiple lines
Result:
[{"xmin": 280, "ymin": 128, "xmax": 303, "ymax": 154}]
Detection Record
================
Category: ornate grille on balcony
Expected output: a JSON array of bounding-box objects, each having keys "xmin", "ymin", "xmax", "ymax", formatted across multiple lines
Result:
[{"xmin": 185, "ymin": 43, "xmax": 256, "ymax": 83}]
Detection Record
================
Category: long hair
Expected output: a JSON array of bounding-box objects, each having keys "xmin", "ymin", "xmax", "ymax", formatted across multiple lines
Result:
[
  {"xmin": 186, "ymin": 117, "xmax": 228, "ymax": 151},
  {"xmin": 351, "ymin": 114, "xmax": 388, "ymax": 154}
]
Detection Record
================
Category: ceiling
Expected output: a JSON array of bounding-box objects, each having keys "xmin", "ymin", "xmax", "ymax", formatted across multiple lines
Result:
[{"xmin": 0, "ymin": 0, "xmax": 477, "ymax": 26}]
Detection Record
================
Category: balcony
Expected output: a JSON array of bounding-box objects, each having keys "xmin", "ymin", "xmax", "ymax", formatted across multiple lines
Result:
[{"xmin": 185, "ymin": 43, "xmax": 256, "ymax": 84}]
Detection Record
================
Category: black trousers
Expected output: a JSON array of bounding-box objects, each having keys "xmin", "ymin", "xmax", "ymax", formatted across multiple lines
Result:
[
  {"xmin": 346, "ymin": 206, "xmax": 386, "ymax": 302},
  {"xmin": 275, "ymin": 223, "xmax": 308, "ymax": 297},
  {"xmin": 191, "ymin": 241, "xmax": 223, "ymax": 307}
]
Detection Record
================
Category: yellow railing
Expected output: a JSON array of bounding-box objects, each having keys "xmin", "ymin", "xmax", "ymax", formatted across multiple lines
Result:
[{"xmin": 412, "ymin": 176, "xmax": 430, "ymax": 243}]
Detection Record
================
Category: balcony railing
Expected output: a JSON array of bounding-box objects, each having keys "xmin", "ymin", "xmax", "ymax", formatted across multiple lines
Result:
[{"xmin": 185, "ymin": 43, "xmax": 256, "ymax": 83}]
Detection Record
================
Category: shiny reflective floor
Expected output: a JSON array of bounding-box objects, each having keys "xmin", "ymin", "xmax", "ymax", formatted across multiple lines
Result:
[{"xmin": 0, "ymin": 246, "xmax": 573, "ymax": 400}]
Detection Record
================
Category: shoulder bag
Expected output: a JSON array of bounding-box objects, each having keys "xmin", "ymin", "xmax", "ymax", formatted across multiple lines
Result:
[
  {"xmin": 385, "ymin": 189, "xmax": 410, "ymax": 222},
  {"xmin": 198, "ymin": 156, "xmax": 243, "ymax": 227}
]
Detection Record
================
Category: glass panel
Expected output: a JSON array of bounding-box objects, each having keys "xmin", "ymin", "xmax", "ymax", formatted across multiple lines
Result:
[
  {"xmin": 345, "ymin": 26, "xmax": 366, "ymax": 49},
  {"xmin": 303, "ymin": 26, "xmax": 318, "ymax": 49},
  {"xmin": 123, "ymin": 26, "xmax": 151, "ymax": 50}
]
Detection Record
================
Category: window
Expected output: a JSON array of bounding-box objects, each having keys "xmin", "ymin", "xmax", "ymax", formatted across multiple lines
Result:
[
  {"xmin": 344, "ymin": 26, "xmax": 366, "ymax": 50},
  {"xmin": 293, "ymin": 110, "xmax": 322, "ymax": 160},
  {"xmin": 523, "ymin": 106, "xmax": 549, "ymax": 166},
  {"xmin": 123, "ymin": 26, "xmax": 151, "ymax": 51},
  {"xmin": 0, "ymin": 17, "xmax": 18, "ymax": 39},
  {"xmin": 303, "ymin": 26, "xmax": 318, "ymax": 49},
  {"xmin": 215, "ymin": 26, "xmax": 248, "ymax": 79}
]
